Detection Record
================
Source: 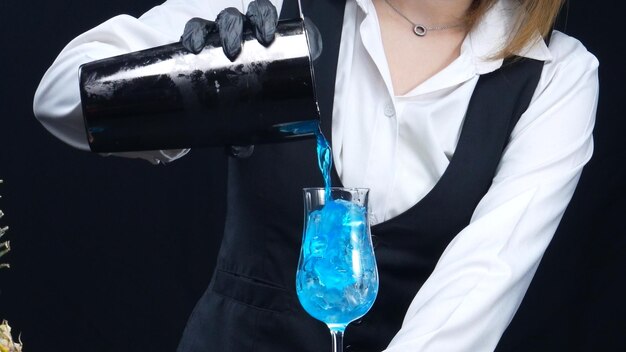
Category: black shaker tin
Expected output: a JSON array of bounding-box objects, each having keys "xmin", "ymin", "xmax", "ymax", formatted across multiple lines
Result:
[{"xmin": 79, "ymin": 19, "xmax": 319, "ymax": 152}]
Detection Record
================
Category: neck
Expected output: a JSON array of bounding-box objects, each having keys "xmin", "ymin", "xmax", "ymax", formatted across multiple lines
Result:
[{"xmin": 385, "ymin": 0, "xmax": 473, "ymax": 25}]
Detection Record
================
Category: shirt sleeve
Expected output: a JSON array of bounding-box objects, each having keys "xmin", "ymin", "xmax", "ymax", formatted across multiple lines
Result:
[
  {"xmin": 384, "ymin": 32, "xmax": 599, "ymax": 351},
  {"xmin": 32, "ymin": 0, "xmax": 216, "ymax": 163}
]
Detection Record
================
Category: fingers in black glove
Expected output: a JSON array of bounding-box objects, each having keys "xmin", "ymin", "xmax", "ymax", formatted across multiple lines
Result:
[
  {"xmin": 216, "ymin": 7, "xmax": 246, "ymax": 61},
  {"xmin": 181, "ymin": 1, "xmax": 278, "ymax": 61},
  {"xmin": 181, "ymin": 18, "xmax": 218, "ymax": 54},
  {"xmin": 180, "ymin": 10, "xmax": 246, "ymax": 60},
  {"xmin": 246, "ymin": 0, "xmax": 279, "ymax": 47},
  {"xmin": 180, "ymin": 1, "xmax": 326, "ymax": 64}
]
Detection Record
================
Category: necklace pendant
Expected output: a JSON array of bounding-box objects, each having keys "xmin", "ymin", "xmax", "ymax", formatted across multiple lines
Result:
[{"xmin": 413, "ymin": 25, "xmax": 427, "ymax": 36}]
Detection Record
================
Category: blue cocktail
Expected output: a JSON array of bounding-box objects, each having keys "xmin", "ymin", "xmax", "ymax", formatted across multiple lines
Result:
[{"xmin": 296, "ymin": 187, "xmax": 379, "ymax": 352}]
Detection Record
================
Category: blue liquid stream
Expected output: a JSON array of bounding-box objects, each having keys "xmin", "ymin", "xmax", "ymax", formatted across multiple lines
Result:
[
  {"xmin": 276, "ymin": 120, "xmax": 331, "ymax": 195},
  {"xmin": 315, "ymin": 128, "xmax": 332, "ymax": 198},
  {"xmin": 296, "ymin": 127, "xmax": 378, "ymax": 327}
]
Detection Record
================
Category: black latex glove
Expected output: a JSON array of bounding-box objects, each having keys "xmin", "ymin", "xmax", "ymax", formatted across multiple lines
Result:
[
  {"xmin": 180, "ymin": 1, "xmax": 322, "ymax": 159},
  {"xmin": 181, "ymin": 0, "xmax": 278, "ymax": 61},
  {"xmin": 181, "ymin": 0, "xmax": 322, "ymax": 62}
]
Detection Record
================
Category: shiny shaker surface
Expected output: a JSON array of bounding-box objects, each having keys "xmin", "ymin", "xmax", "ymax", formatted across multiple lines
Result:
[{"xmin": 79, "ymin": 19, "xmax": 319, "ymax": 152}]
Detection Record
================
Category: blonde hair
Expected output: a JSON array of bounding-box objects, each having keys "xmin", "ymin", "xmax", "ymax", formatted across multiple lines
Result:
[{"xmin": 466, "ymin": 0, "xmax": 565, "ymax": 59}]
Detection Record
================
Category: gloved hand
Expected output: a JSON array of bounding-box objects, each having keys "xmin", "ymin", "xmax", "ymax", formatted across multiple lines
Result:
[
  {"xmin": 181, "ymin": 0, "xmax": 278, "ymax": 61},
  {"xmin": 181, "ymin": 0, "xmax": 322, "ymax": 62},
  {"xmin": 180, "ymin": 1, "xmax": 322, "ymax": 160}
]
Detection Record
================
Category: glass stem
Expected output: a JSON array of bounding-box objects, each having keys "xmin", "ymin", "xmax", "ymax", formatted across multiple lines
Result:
[{"xmin": 330, "ymin": 329, "xmax": 344, "ymax": 352}]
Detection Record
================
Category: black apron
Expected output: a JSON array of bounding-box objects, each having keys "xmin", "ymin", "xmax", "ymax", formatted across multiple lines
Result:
[{"xmin": 177, "ymin": 1, "xmax": 546, "ymax": 351}]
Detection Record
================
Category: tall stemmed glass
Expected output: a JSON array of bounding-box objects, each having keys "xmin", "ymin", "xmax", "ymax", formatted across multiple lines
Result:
[{"xmin": 296, "ymin": 188, "xmax": 379, "ymax": 352}]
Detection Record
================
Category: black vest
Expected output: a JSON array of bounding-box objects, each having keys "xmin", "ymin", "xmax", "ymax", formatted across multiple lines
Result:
[{"xmin": 177, "ymin": 1, "xmax": 546, "ymax": 351}]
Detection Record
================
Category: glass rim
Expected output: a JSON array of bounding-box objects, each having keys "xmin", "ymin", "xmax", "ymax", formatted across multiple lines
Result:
[{"xmin": 302, "ymin": 187, "xmax": 370, "ymax": 192}]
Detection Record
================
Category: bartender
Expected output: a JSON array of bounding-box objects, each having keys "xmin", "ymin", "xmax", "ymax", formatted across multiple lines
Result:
[{"xmin": 33, "ymin": 0, "xmax": 598, "ymax": 351}]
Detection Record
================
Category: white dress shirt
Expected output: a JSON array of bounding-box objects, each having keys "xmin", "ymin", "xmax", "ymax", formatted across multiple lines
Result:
[{"xmin": 33, "ymin": 0, "xmax": 599, "ymax": 350}]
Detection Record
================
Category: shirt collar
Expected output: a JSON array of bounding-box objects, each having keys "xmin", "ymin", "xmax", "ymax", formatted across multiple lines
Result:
[
  {"xmin": 355, "ymin": 0, "xmax": 552, "ymax": 75},
  {"xmin": 355, "ymin": 0, "xmax": 370, "ymax": 15}
]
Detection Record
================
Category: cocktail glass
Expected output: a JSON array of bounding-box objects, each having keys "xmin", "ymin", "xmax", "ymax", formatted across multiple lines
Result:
[{"xmin": 296, "ymin": 187, "xmax": 379, "ymax": 352}]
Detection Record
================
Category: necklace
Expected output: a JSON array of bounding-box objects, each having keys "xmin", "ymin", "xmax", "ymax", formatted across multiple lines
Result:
[{"xmin": 383, "ymin": 0, "xmax": 465, "ymax": 37}]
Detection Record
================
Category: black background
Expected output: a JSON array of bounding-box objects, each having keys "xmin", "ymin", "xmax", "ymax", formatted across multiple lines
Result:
[{"xmin": 0, "ymin": 1, "xmax": 624, "ymax": 351}]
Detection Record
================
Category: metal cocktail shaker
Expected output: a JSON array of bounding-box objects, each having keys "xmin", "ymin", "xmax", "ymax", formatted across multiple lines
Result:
[{"xmin": 79, "ymin": 18, "xmax": 319, "ymax": 153}]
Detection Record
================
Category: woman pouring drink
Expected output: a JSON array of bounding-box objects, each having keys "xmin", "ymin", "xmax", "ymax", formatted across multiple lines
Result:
[{"xmin": 33, "ymin": 0, "xmax": 598, "ymax": 350}]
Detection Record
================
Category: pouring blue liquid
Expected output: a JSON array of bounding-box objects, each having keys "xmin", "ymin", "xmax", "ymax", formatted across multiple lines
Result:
[
  {"xmin": 296, "ymin": 126, "xmax": 378, "ymax": 330},
  {"xmin": 315, "ymin": 128, "xmax": 332, "ymax": 197},
  {"xmin": 277, "ymin": 120, "xmax": 332, "ymax": 194}
]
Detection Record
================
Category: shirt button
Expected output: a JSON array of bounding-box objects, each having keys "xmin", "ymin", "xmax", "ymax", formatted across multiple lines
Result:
[{"xmin": 383, "ymin": 103, "xmax": 395, "ymax": 117}]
